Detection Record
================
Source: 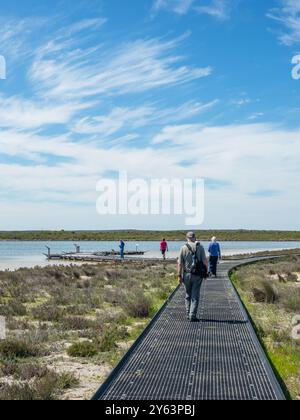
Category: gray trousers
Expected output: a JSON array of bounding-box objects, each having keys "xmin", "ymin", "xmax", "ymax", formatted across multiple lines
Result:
[{"xmin": 183, "ymin": 273, "xmax": 203, "ymax": 319}]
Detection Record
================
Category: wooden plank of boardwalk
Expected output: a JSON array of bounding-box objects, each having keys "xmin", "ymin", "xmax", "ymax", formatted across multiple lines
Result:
[{"xmin": 93, "ymin": 258, "xmax": 286, "ymax": 401}]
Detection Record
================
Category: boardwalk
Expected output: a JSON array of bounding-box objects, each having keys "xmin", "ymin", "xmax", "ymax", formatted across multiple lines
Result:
[{"xmin": 93, "ymin": 258, "xmax": 285, "ymax": 401}]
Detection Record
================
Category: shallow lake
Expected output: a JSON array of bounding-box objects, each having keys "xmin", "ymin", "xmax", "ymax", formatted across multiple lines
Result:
[{"xmin": 0, "ymin": 240, "xmax": 300, "ymax": 270}]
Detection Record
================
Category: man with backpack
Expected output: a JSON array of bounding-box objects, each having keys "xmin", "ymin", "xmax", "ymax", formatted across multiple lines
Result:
[{"xmin": 178, "ymin": 232, "xmax": 208, "ymax": 322}]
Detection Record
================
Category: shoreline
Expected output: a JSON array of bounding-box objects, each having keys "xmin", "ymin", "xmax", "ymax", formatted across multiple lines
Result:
[{"xmin": 1, "ymin": 247, "xmax": 300, "ymax": 272}]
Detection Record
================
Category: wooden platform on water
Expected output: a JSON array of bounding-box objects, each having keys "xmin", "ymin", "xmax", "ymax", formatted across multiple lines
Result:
[{"xmin": 44, "ymin": 250, "xmax": 146, "ymax": 262}]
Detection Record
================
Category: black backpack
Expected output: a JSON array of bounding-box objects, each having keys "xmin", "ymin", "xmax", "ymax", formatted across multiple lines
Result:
[{"xmin": 186, "ymin": 243, "xmax": 208, "ymax": 278}]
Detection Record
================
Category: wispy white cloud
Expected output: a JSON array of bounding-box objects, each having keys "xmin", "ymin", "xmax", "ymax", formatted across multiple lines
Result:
[
  {"xmin": 152, "ymin": 123, "xmax": 300, "ymax": 196},
  {"xmin": 29, "ymin": 34, "xmax": 212, "ymax": 99},
  {"xmin": 73, "ymin": 100, "xmax": 218, "ymax": 136},
  {"xmin": 0, "ymin": 17, "xmax": 47, "ymax": 61},
  {"xmin": 1, "ymin": 121, "xmax": 300, "ymax": 229},
  {"xmin": 153, "ymin": 0, "xmax": 195, "ymax": 15},
  {"xmin": 268, "ymin": 0, "xmax": 300, "ymax": 45},
  {"xmin": 152, "ymin": 0, "xmax": 231, "ymax": 20},
  {"xmin": 231, "ymin": 98, "xmax": 252, "ymax": 106},
  {"xmin": 73, "ymin": 107, "xmax": 153, "ymax": 136},
  {"xmin": 65, "ymin": 18, "xmax": 107, "ymax": 35},
  {"xmin": 248, "ymin": 112, "xmax": 264, "ymax": 121},
  {"xmin": 0, "ymin": 95, "xmax": 91, "ymax": 130},
  {"xmin": 1, "ymin": 122, "xmax": 299, "ymax": 201},
  {"xmin": 195, "ymin": 0, "xmax": 231, "ymax": 21}
]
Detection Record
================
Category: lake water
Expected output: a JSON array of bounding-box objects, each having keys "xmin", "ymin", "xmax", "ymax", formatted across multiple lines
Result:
[{"xmin": 0, "ymin": 240, "xmax": 300, "ymax": 271}]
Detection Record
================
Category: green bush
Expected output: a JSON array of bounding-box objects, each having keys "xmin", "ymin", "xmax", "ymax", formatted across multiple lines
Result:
[
  {"xmin": 0, "ymin": 362, "xmax": 51, "ymax": 381},
  {"xmin": 0, "ymin": 301, "xmax": 27, "ymax": 317},
  {"xmin": 96, "ymin": 326, "xmax": 128, "ymax": 352},
  {"xmin": 60, "ymin": 316, "xmax": 97, "ymax": 331},
  {"xmin": 0, "ymin": 340, "xmax": 41, "ymax": 359},
  {"xmin": 252, "ymin": 281, "xmax": 278, "ymax": 304},
  {"xmin": 17, "ymin": 364, "xmax": 50, "ymax": 381},
  {"xmin": 283, "ymin": 296, "xmax": 300, "ymax": 312},
  {"xmin": 31, "ymin": 304, "xmax": 65, "ymax": 322},
  {"xmin": 0, "ymin": 383, "xmax": 37, "ymax": 400},
  {"xmin": 56, "ymin": 372, "xmax": 79, "ymax": 390},
  {"xmin": 123, "ymin": 291, "xmax": 152, "ymax": 318},
  {"xmin": 0, "ymin": 360, "xmax": 18, "ymax": 377},
  {"xmin": 67, "ymin": 341, "xmax": 97, "ymax": 358},
  {"xmin": 0, "ymin": 371, "xmax": 79, "ymax": 400}
]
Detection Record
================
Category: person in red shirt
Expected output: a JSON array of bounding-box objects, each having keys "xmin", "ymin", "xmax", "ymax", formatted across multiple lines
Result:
[{"xmin": 160, "ymin": 239, "xmax": 168, "ymax": 260}]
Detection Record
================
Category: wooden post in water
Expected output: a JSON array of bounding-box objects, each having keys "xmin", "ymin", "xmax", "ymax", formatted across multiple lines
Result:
[
  {"xmin": 45, "ymin": 246, "xmax": 51, "ymax": 259},
  {"xmin": 74, "ymin": 244, "xmax": 80, "ymax": 254}
]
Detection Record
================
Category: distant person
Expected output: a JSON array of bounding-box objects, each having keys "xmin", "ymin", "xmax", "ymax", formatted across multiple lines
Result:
[
  {"xmin": 178, "ymin": 232, "xmax": 208, "ymax": 322},
  {"xmin": 160, "ymin": 239, "xmax": 169, "ymax": 260},
  {"xmin": 208, "ymin": 237, "xmax": 222, "ymax": 278},
  {"xmin": 119, "ymin": 240, "xmax": 125, "ymax": 260}
]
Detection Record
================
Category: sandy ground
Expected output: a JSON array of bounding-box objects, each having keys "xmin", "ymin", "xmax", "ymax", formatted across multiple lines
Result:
[{"xmin": 43, "ymin": 351, "xmax": 112, "ymax": 400}]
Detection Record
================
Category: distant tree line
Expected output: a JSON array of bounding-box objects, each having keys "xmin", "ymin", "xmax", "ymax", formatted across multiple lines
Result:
[{"xmin": 0, "ymin": 230, "xmax": 300, "ymax": 242}]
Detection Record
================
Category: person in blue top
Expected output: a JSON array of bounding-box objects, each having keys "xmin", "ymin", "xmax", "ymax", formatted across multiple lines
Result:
[
  {"xmin": 119, "ymin": 240, "xmax": 125, "ymax": 260},
  {"xmin": 208, "ymin": 237, "xmax": 221, "ymax": 277}
]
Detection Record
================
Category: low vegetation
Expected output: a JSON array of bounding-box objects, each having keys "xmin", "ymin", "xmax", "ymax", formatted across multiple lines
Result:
[
  {"xmin": 231, "ymin": 256, "xmax": 300, "ymax": 400},
  {"xmin": 0, "ymin": 370, "xmax": 79, "ymax": 400},
  {"xmin": 1, "ymin": 229, "xmax": 300, "ymax": 241},
  {"xmin": 224, "ymin": 248, "xmax": 300, "ymax": 260},
  {"xmin": 0, "ymin": 260, "xmax": 177, "ymax": 400}
]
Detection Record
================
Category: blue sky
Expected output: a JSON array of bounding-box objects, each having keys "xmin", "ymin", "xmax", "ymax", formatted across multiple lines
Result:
[{"xmin": 0, "ymin": 0, "xmax": 300, "ymax": 230}]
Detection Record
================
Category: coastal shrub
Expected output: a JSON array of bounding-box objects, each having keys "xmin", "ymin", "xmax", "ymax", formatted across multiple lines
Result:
[
  {"xmin": 31, "ymin": 304, "xmax": 65, "ymax": 322},
  {"xmin": 56, "ymin": 372, "xmax": 79, "ymax": 390},
  {"xmin": 270, "ymin": 329, "xmax": 291, "ymax": 343},
  {"xmin": 96, "ymin": 326, "xmax": 128, "ymax": 352},
  {"xmin": 0, "ymin": 362, "xmax": 50, "ymax": 381},
  {"xmin": 76, "ymin": 279, "xmax": 91, "ymax": 289},
  {"xmin": 18, "ymin": 364, "xmax": 50, "ymax": 381},
  {"xmin": 6, "ymin": 318, "xmax": 30, "ymax": 331},
  {"xmin": 104, "ymin": 288, "xmax": 126, "ymax": 306},
  {"xmin": 72, "ymin": 270, "xmax": 81, "ymax": 280},
  {"xmin": 82, "ymin": 267, "xmax": 97, "ymax": 277},
  {"xmin": 64, "ymin": 305, "xmax": 90, "ymax": 316},
  {"xmin": 51, "ymin": 288, "xmax": 74, "ymax": 305},
  {"xmin": 123, "ymin": 291, "xmax": 152, "ymax": 318},
  {"xmin": 286, "ymin": 272, "xmax": 298, "ymax": 282},
  {"xmin": 283, "ymin": 295, "xmax": 300, "ymax": 313},
  {"xmin": 0, "ymin": 360, "xmax": 18, "ymax": 377},
  {"xmin": 0, "ymin": 340, "xmax": 41, "ymax": 359},
  {"xmin": 60, "ymin": 316, "xmax": 97, "ymax": 331},
  {"xmin": 0, "ymin": 301, "xmax": 27, "ymax": 317},
  {"xmin": 104, "ymin": 269, "xmax": 119, "ymax": 281},
  {"xmin": 157, "ymin": 285, "xmax": 172, "ymax": 301},
  {"xmin": 34, "ymin": 372, "xmax": 62, "ymax": 400},
  {"xmin": 0, "ymin": 371, "xmax": 79, "ymax": 400},
  {"xmin": 252, "ymin": 281, "xmax": 278, "ymax": 304},
  {"xmin": 0, "ymin": 383, "xmax": 37, "ymax": 400},
  {"xmin": 67, "ymin": 341, "xmax": 97, "ymax": 358}
]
